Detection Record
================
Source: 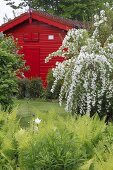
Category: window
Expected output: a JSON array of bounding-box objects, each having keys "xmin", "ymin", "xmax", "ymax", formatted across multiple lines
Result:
[
  {"xmin": 23, "ymin": 33, "xmax": 39, "ymax": 42},
  {"xmin": 48, "ymin": 35, "xmax": 54, "ymax": 40}
]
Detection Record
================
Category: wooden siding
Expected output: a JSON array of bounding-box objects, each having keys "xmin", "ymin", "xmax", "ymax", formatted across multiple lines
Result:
[{"xmin": 4, "ymin": 19, "xmax": 66, "ymax": 84}]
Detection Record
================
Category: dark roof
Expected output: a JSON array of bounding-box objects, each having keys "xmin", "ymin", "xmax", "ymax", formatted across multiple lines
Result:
[
  {"xmin": 33, "ymin": 10, "xmax": 84, "ymax": 29},
  {"xmin": 0, "ymin": 10, "xmax": 85, "ymax": 32}
]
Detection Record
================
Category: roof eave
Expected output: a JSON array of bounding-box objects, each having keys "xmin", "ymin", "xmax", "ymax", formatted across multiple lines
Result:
[
  {"xmin": 32, "ymin": 12, "xmax": 72, "ymax": 31},
  {"xmin": 0, "ymin": 11, "xmax": 73, "ymax": 32},
  {"xmin": 0, "ymin": 13, "xmax": 29, "ymax": 32}
]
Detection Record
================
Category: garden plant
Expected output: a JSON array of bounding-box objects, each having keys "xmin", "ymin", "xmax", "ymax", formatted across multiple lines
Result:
[
  {"xmin": 46, "ymin": 3, "xmax": 113, "ymax": 122},
  {"xmin": 0, "ymin": 33, "xmax": 25, "ymax": 111},
  {"xmin": 1, "ymin": 107, "xmax": 113, "ymax": 169},
  {"xmin": 17, "ymin": 78, "xmax": 43, "ymax": 99}
]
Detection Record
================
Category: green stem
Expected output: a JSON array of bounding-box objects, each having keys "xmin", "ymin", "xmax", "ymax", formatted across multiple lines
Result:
[{"xmin": 0, "ymin": 150, "xmax": 14, "ymax": 170}]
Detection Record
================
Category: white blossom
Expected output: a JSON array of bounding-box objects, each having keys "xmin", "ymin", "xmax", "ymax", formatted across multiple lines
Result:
[
  {"xmin": 34, "ymin": 118, "xmax": 41, "ymax": 124},
  {"xmin": 45, "ymin": 6, "xmax": 113, "ymax": 117}
]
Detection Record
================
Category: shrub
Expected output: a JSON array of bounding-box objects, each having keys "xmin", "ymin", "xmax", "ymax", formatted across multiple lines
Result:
[
  {"xmin": 17, "ymin": 78, "xmax": 30, "ymax": 99},
  {"xmin": 45, "ymin": 4, "xmax": 113, "ymax": 122},
  {"xmin": 45, "ymin": 69, "xmax": 62, "ymax": 100},
  {"xmin": 29, "ymin": 78, "xmax": 44, "ymax": 99},
  {"xmin": 17, "ymin": 78, "xmax": 44, "ymax": 99},
  {"xmin": 0, "ymin": 34, "xmax": 25, "ymax": 111}
]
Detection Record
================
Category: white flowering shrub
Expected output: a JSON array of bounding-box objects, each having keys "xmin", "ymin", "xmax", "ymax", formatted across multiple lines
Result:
[{"xmin": 45, "ymin": 4, "xmax": 113, "ymax": 122}]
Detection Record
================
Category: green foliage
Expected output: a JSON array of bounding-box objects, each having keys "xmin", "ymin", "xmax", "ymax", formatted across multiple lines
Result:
[
  {"xmin": 0, "ymin": 109, "xmax": 19, "ymax": 169},
  {"xmin": 15, "ymin": 115, "xmax": 113, "ymax": 170},
  {"xmin": 1, "ymin": 106, "xmax": 113, "ymax": 169},
  {"xmin": 17, "ymin": 71, "xmax": 62, "ymax": 100},
  {"xmin": 17, "ymin": 78, "xmax": 30, "ymax": 99},
  {"xmin": 92, "ymin": 4, "xmax": 113, "ymax": 45},
  {"xmin": 29, "ymin": 78, "xmax": 44, "ymax": 99},
  {"xmin": 17, "ymin": 78, "xmax": 44, "ymax": 99},
  {"xmin": 4, "ymin": 0, "xmax": 113, "ymax": 21},
  {"xmin": 45, "ymin": 70, "xmax": 62, "ymax": 100},
  {"xmin": 0, "ymin": 34, "xmax": 25, "ymax": 111}
]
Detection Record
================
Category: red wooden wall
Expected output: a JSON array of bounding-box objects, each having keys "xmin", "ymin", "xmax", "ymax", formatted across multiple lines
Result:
[{"xmin": 4, "ymin": 19, "xmax": 67, "ymax": 85}]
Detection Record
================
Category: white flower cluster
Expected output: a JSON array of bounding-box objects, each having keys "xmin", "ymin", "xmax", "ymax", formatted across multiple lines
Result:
[
  {"xmin": 93, "ymin": 9, "xmax": 107, "ymax": 39},
  {"xmin": 45, "ymin": 29, "xmax": 88, "ymax": 63},
  {"xmin": 94, "ymin": 10, "xmax": 107, "ymax": 27},
  {"xmin": 104, "ymin": 2, "xmax": 110, "ymax": 7},
  {"xmin": 45, "ymin": 5, "xmax": 113, "ymax": 116}
]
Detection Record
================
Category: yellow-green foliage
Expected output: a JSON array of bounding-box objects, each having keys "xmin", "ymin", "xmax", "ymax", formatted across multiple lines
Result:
[
  {"xmin": 1, "ymin": 109, "xmax": 113, "ymax": 169},
  {"xmin": 0, "ymin": 109, "xmax": 19, "ymax": 169}
]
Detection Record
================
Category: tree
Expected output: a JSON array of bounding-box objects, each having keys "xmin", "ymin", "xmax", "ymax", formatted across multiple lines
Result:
[
  {"xmin": 0, "ymin": 33, "xmax": 25, "ymax": 111},
  {"xmin": 3, "ymin": 13, "xmax": 11, "ymax": 23},
  {"xmin": 45, "ymin": 3, "xmax": 113, "ymax": 122},
  {"xmin": 4, "ymin": 0, "xmax": 113, "ymax": 21}
]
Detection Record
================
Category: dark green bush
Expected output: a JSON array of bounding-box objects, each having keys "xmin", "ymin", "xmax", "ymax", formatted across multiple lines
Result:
[
  {"xmin": 17, "ymin": 78, "xmax": 30, "ymax": 99},
  {"xmin": 29, "ymin": 78, "xmax": 44, "ymax": 99},
  {"xmin": 0, "ymin": 35, "xmax": 25, "ymax": 111},
  {"xmin": 18, "ymin": 71, "xmax": 62, "ymax": 100},
  {"xmin": 45, "ymin": 69, "xmax": 62, "ymax": 100},
  {"xmin": 17, "ymin": 78, "xmax": 44, "ymax": 99}
]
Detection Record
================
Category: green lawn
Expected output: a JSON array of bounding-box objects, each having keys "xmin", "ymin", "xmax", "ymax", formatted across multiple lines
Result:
[{"xmin": 14, "ymin": 99, "xmax": 67, "ymax": 127}]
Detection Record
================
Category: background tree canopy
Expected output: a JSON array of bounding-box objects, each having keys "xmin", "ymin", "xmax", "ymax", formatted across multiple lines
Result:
[{"xmin": 4, "ymin": 0, "xmax": 113, "ymax": 21}]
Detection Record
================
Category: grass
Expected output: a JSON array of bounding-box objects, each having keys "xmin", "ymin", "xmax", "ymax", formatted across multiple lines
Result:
[{"xmin": 14, "ymin": 99, "xmax": 67, "ymax": 128}]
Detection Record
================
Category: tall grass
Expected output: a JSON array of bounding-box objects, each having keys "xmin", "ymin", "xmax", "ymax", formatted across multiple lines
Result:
[{"xmin": 1, "ymin": 107, "xmax": 113, "ymax": 169}]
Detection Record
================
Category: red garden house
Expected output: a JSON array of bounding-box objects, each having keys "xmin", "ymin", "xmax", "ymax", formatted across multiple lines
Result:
[{"xmin": 0, "ymin": 10, "xmax": 82, "ymax": 84}]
